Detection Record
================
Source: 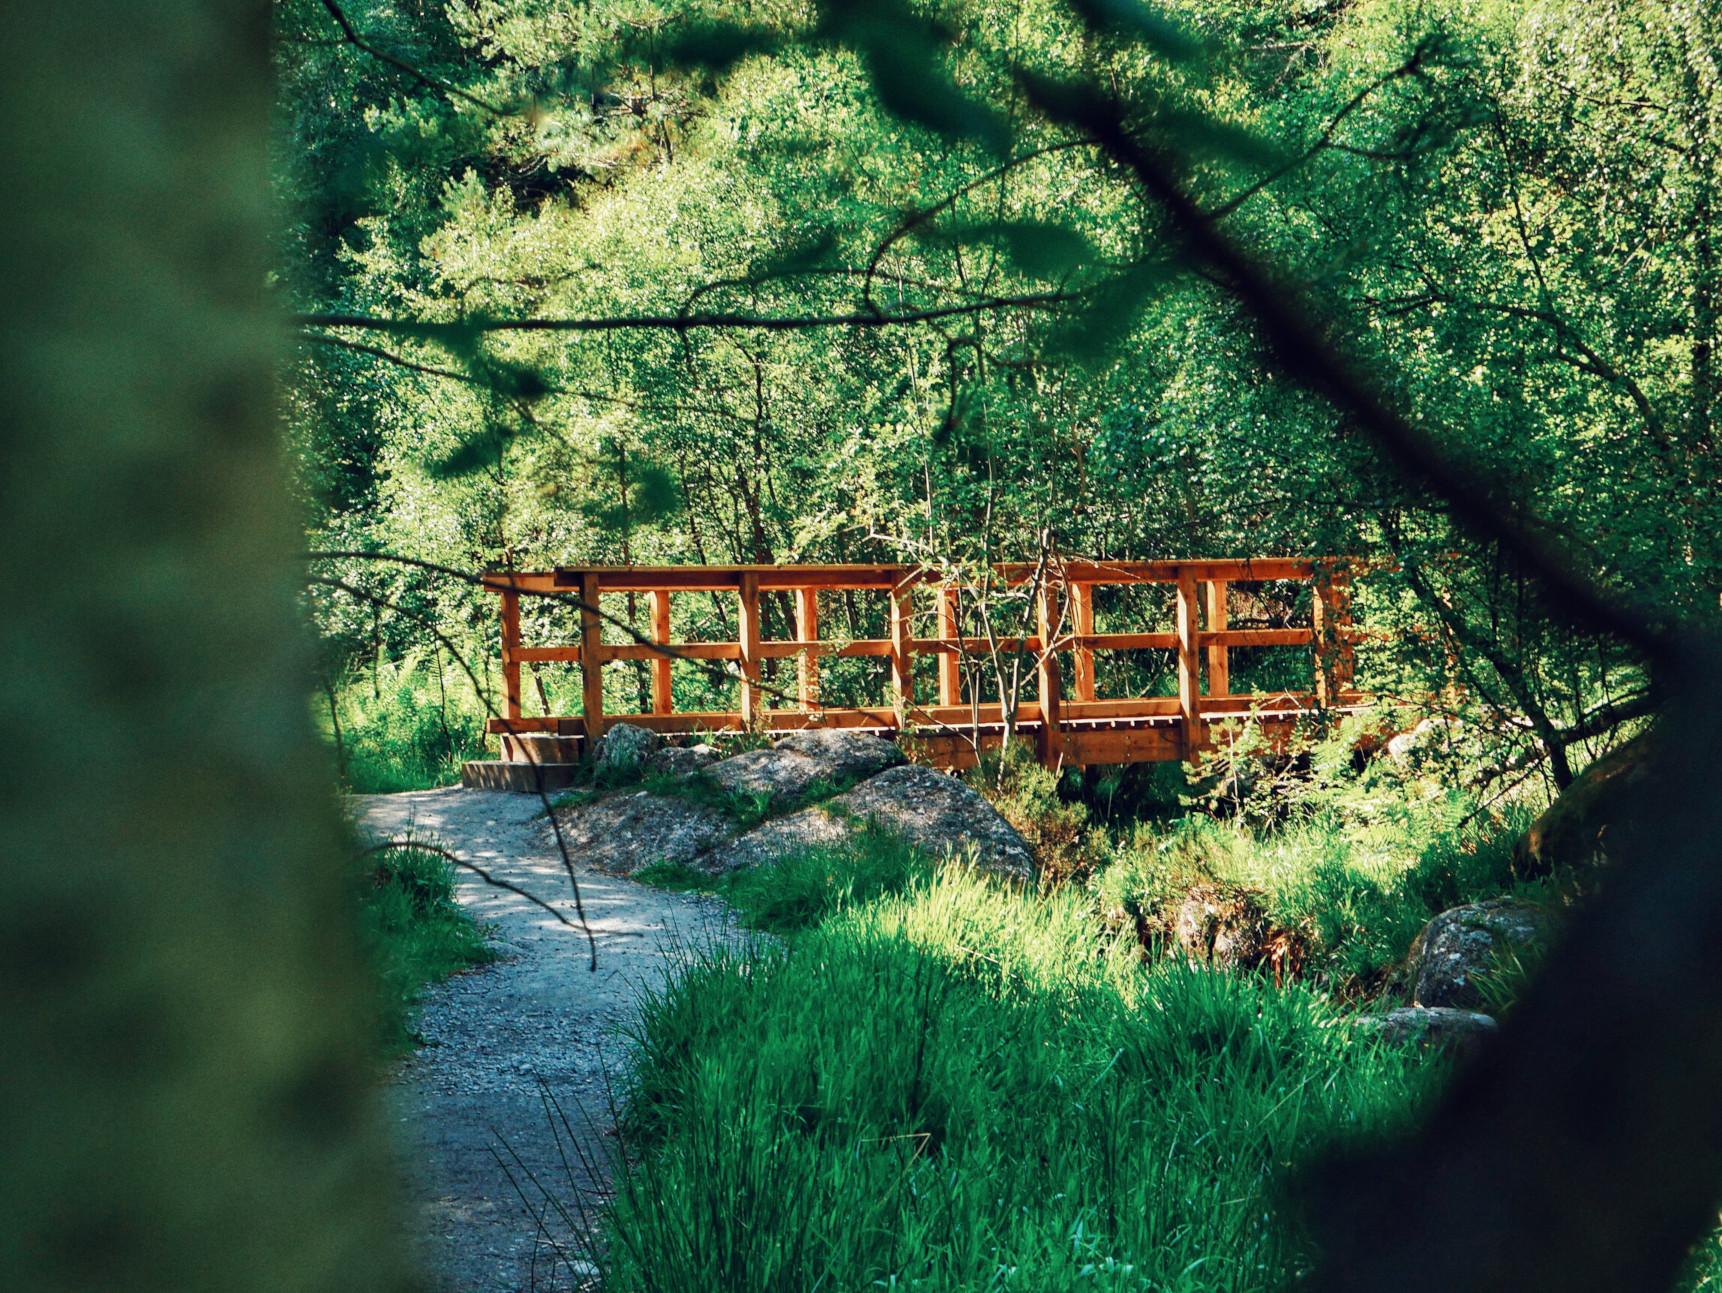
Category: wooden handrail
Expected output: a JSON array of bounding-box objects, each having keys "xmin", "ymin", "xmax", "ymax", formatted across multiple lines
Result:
[{"xmin": 485, "ymin": 558, "xmax": 1362, "ymax": 769}]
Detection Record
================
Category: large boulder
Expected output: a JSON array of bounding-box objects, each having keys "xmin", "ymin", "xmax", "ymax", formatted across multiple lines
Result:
[
  {"xmin": 701, "ymin": 803, "xmax": 856, "ymax": 874},
  {"xmin": 1406, "ymin": 898, "xmax": 1550, "ymax": 1010},
  {"xmin": 705, "ymin": 763, "xmax": 1035, "ymax": 881},
  {"xmin": 705, "ymin": 729, "xmax": 903, "ymax": 803},
  {"xmin": 551, "ymin": 790, "xmax": 729, "ymax": 877},
  {"xmin": 1360, "ymin": 1006, "xmax": 1498, "ymax": 1061},
  {"xmin": 590, "ymin": 721, "xmax": 662, "ymax": 772},
  {"xmin": 1173, "ymin": 884, "xmax": 1272, "ymax": 969},
  {"xmin": 647, "ymin": 742, "xmax": 718, "ymax": 778},
  {"xmin": 1514, "ymin": 730, "xmax": 1654, "ymax": 879}
]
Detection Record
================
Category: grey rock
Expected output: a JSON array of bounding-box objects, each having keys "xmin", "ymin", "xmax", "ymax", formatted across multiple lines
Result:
[
  {"xmin": 704, "ymin": 729, "xmax": 904, "ymax": 804},
  {"xmin": 1385, "ymin": 717, "xmax": 1461, "ymax": 769},
  {"xmin": 1407, "ymin": 898, "xmax": 1550, "ymax": 1010},
  {"xmin": 772, "ymin": 729, "xmax": 904, "ymax": 781},
  {"xmin": 552, "ymin": 791, "xmax": 729, "ymax": 877},
  {"xmin": 836, "ymin": 765, "xmax": 1035, "ymax": 880},
  {"xmin": 702, "ymin": 764, "xmax": 1035, "ymax": 881},
  {"xmin": 1173, "ymin": 885, "xmax": 1270, "ymax": 969},
  {"xmin": 590, "ymin": 721, "xmax": 662, "ymax": 771},
  {"xmin": 703, "ymin": 802, "xmax": 855, "ymax": 873},
  {"xmin": 1361, "ymin": 1006, "xmax": 1498, "ymax": 1061},
  {"xmin": 647, "ymin": 743, "xmax": 718, "ymax": 778}
]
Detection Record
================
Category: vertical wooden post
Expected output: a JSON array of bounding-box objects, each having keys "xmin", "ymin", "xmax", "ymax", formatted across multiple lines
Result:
[
  {"xmin": 1071, "ymin": 582, "xmax": 1096, "ymax": 702},
  {"xmin": 1313, "ymin": 564, "xmax": 1354, "ymax": 708},
  {"xmin": 937, "ymin": 585, "xmax": 961, "ymax": 707},
  {"xmin": 738, "ymin": 570, "xmax": 762, "ymax": 727},
  {"xmin": 500, "ymin": 588, "xmax": 522, "ymax": 724},
  {"xmin": 796, "ymin": 586, "xmax": 820, "ymax": 710},
  {"xmin": 1176, "ymin": 567, "xmax": 1202, "ymax": 763},
  {"xmin": 579, "ymin": 572, "xmax": 604, "ymax": 746},
  {"xmin": 1036, "ymin": 579, "xmax": 1064, "ymax": 769},
  {"xmin": 890, "ymin": 578, "xmax": 913, "ymax": 728},
  {"xmin": 650, "ymin": 588, "xmax": 672, "ymax": 716},
  {"xmin": 1205, "ymin": 579, "xmax": 1229, "ymax": 698}
]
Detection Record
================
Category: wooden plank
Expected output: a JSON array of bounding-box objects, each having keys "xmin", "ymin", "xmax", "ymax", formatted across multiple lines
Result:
[
  {"xmin": 910, "ymin": 636, "xmax": 1042, "ymax": 655},
  {"xmin": 1205, "ymin": 580, "xmax": 1229, "ymax": 698},
  {"xmin": 513, "ymin": 645, "xmax": 580, "ymax": 663},
  {"xmin": 579, "ymin": 572, "xmax": 604, "ymax": 744},
  {"xmin": 1196, "ymin": 628, "xmax": 1311, "ymax": 648},
  {"xmin": 488, "ymin": 690, "xmax": 1332, "ymax": 735},
  {"xmin": 994, "ymin": 558, "xmax": 1316, "ymax": 585},
  {"xmin": 506, "ymin": 558, "xmax": 1324, "ymax": 597},
  {"xmin": 1176, "ymin": 567, "xmax": 1201, "ymax": 762},
  {"xmin": 1070, "ymin": 632, "xmax": 1176, "ymax": 651},
  {"xmin": 738, "ymin": 571, "xmax": 762, "ymax": 727},
  {"xmin": 1037, "ymin": 582, "xmax": 1063, "ymax": 768},
  {"xmin": 550, "ymin": 564, "xmax": 917, "ymax": 593},
  {"xmin": 1313, "ymin": 564, "xmax": 1354, "ymax": 708},
  {"xmin": 1066, "ymin": 726, "xmax": 1184, "ymax": 765},
  {"xmin": 890, "ymin": 583, "xmax": 913, "ymax": 727},
  {"xmin": 796, "ymin": 587, "xmax": 819, "ymax": 710},
  {"xmin": 1071, "ymin": 583, "xmax": 1096, "ymax": 701},
  {"xmin": 500, "ymin": 589, "xmax": 522, "ymax": 721},
  {"xmin": 937, "ymin": 585, "xmax": 961, "ymax": 707},
  {"xmin": 651, "ymin": 589, "xmax": 672, "ymax": 715},
  {"xmin": 500, "ymin": 733, "xmax": 582, "ymax": 765},
  {"xmin": 754, "ymin": 707, "xmax": 898, "ymax": 731},
  {"xmin": 486, "ymin": 716, "xmax": 560, "ymax": 734}
]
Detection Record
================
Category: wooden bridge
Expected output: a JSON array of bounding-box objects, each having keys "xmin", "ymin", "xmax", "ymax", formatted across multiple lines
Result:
[{"xmin": 466, "ymin": 558, "xmax": 1365, "ymax": 784}]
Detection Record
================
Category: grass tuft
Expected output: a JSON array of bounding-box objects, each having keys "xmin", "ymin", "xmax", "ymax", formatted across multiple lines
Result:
[
  {"xmin": 634, "ymin": 822, "xmax": 933, "ymax": 934},
  {"xmin": 356, "ymin": 839, "xmax": 496, "ymax": 1050}
]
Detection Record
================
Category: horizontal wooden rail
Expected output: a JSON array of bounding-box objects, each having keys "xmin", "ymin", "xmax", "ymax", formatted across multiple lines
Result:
[{"xmin": 483, "ymin": 558, "xmax": 1363, "ymax": 769}]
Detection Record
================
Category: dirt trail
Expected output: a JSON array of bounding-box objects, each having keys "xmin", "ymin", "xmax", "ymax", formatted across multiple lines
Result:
[{"xmin": 349, "ymin": 786, "xmax": 731, "ymax": 1292}]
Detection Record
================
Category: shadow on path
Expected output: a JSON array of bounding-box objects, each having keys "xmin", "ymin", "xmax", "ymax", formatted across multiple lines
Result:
[{"xmin": 350, "ymin": 786, "xmax": 732, "ymax": 1292}]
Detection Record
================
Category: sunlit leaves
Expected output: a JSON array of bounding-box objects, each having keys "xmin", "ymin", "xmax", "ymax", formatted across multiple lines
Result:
[{"xmin": 1063, "ymin": 0, "xmax": 1203, "ymax": 61}]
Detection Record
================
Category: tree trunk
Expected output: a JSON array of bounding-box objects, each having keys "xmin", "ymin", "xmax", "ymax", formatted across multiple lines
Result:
[{"xmin": 0, "ymin": 4, "xmax": 409, "ymax": 1290}]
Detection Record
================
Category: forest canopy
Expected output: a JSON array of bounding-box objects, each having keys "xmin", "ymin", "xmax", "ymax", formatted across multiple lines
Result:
[{"xmin": 278, "ymin": 0, "xmax": 1719, "ymax": 785}]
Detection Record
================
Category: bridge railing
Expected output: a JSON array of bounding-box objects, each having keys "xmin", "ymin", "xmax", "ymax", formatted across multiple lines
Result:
[{"xmin": 480, "ymin": 558, "xmax": 1362, "ymax": 768}]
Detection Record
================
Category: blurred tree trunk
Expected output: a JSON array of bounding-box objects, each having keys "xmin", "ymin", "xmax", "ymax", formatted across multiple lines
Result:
[{"xmin": 0, "ymin": 3, "xmax": 410, "ymax": 1290}]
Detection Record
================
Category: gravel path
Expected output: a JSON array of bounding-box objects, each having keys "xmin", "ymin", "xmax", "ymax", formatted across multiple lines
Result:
[{"xmin": 348, "ymin": 786, "xmax": 732, "ymax": 1293}]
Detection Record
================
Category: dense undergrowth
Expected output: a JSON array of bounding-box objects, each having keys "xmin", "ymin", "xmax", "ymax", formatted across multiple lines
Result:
[
  {"xmin": 355, "ymin": 840, "xmax": 495, "ymax": 1050},
  {"xmin": 320, "ymin": 658, "xmax": 489, "ymax": 794},
  {"xmin": 610, "ymin": 781, "xmax": 1722, "ymax": 1292}
]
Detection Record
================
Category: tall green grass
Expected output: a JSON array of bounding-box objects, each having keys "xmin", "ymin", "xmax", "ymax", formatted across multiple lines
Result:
[
  {"xmin": 356, "ymin": 840, "xmax": 495, "ymax": 1049},
  {"xmin": 635, "ymin": 822, "xmax": 933, "ymax": 934},
  {"xmin": 321, "ymin": 658, "xmax": 490, "ymax": 793},
  {"xmin": 1094, "ymin": 791, "xmax": 1542, "ymax": 990},
  {"xmin": 603, "ymin": 862, "xmax": 1438, "ymax": 1292}
]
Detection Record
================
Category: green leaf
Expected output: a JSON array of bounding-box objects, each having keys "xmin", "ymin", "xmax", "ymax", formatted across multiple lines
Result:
[
  {"xmin": 632, "ymin": 462, "xmax": 683, "ymax": 525},
  {"xmin": 942, "ymin": 219, "xmax": 1095, "ymax": 280},
  {"xmin": 427, "ymin": 429, "xmax": 505, "ymax": 479},
  {"xmin": 1143, "ymin": 105, "xmax": 1281, "ymax": 168},
  {"xmin": 821, "ymin": 5, "xmax": 1008, "ymax": 150},
  {"xmin": 1064, "ymin": 0, "xmax": 1204, "ymax": 60},
  {"xmin": 480, "ymin": 358, "xmax": 552, "ymax": 401},
  {"xmin": 661, "ymin": 21, "xmax": 783, "ymax": 72},
  {"xmin": 1046, "ymin": 258, "xmax": 1177, "ymax": 371},
  {"xmin": 751, "ymin": 229, "xmax": 843, "ymax": 281}
]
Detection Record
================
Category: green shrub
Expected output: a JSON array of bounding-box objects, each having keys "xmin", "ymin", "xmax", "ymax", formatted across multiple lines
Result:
[
  {"xmin": 966, "ymin": 739, "xmax": 1108, "ymax": 885},
  {"xmin": 327, "ymin": 663, "xmax": 489, "ymax": 794},
  {"xmin": 1092, "ymin": 796, "xmax": 1541, "ymax": 993}
]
